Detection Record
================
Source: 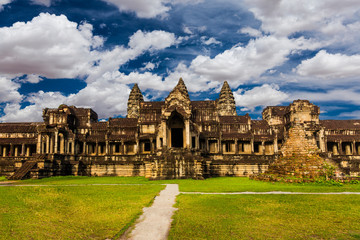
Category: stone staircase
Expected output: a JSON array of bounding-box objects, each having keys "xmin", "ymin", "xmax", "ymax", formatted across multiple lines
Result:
[
  {"xmin": 254, "ymin": 123, "xmax": 328, "ymax": 182},
  {"xmin": 8, "ymin": 161, "xmax": 37, "ymax": 180},
  {"xmin": 280, "ymin": 124, "xmax": 320, "ymax": 156}
]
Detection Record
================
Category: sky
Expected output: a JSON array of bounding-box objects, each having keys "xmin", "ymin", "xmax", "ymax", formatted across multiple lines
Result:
[{"xmin": 0, "ymin": 0, "xmax": 360, "ymax": 122}]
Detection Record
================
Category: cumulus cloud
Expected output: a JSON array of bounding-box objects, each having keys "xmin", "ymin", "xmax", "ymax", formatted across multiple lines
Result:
[
  {"xmin": 295, "ymin": 50, "xmax": 360, "ymax": 79},
  {"xmin": 128, "ymin": 30, "xmax": 178, "ymax": 52},
  {"xmin": 0, "ymin": 77, "xmax": 22, "ymax": 103},
  {"xmin": 179, "ymin": 35, "xmax": 320, "ymax": 88},
  {"xmin": 339, "ymin": 111, "xmax": 360, "ymax": 118},
  {"xmin": 245, "ymin": 0, "xmax": 360, "ymax": 37},
  {"xmin": 0, "ymin": 0, "xmax": 12, "ymax": 11},
  {"xmin": 0, "ymin": 91, "xmax": 67, "ymax": 122},
  {"xmin": 200, "ymin": 36, "xmax": 221, "ymax": 45},
  {"xmin": 101, "ymin": 0, "xmax": 204, "ymax": 18},
  {"xmin": 0, "ymin": 13, "xmax": 104, "ymax": 80},
  {"xmin": 233, "ymin": 84, "xmax": 288, "ymax": 111},
  {"xmin": 31, "ymin": 0, "xmax": 51, "ymax": 7},
  {"xmin": 0, "ymin": 13, "xmax": 178, "ymax": 84},
  {"xmin": 239, "ymin": 27, "xmax": 262, "ymax": 37},
  {"xmin": 101, "ymin": 0, "xmax": 170, "ymax": 18},
  {"xmin": 291, "ymin": 89, "xmax": 360, "ymax": 105}
]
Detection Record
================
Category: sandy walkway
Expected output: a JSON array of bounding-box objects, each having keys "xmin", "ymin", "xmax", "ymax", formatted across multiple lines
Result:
[{"xmin": 125, "ymin": 184, "xmax": 179, "ymax": 240}]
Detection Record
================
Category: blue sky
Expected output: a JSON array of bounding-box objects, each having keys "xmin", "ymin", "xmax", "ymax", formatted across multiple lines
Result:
[{"xmin": 0, "ymin": 0, "xmax": 360, "ymax": 121}]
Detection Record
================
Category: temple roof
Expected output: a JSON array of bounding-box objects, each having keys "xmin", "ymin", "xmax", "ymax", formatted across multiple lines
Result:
[{"xmin": 321, "ymin": 120, "xmax": 360, "ymax": 130}]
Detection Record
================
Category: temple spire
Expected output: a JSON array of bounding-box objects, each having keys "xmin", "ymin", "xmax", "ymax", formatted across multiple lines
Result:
[
  {"xmin": 218, "ymin": 81, "xmax": 236, "ymax": 116},
  {"xmin": 127, "ymin": 84, "xmax": 144, "ymax": 118}
]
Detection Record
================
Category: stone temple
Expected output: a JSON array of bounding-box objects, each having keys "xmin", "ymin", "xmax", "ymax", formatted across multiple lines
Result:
[{"xmin": 0, "ymin": 78, "xmax": 360, "ymax": 180}]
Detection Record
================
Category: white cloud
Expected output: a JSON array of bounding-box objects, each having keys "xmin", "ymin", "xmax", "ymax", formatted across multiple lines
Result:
[
  {"xmin": 140, "ymin": 62, "xmax": 156, "ymax": 71},
  {"xmin": 128, "ymin": 29, "xmax": 177, "ymax": 52},
  {"xmin": 0, "ymin": 0, "xmax": 12, "ymax": 11},
  {"xmin": 200, "ymin": 36, "xmax": 221, "ymax": 45},
  {"xmin": 339, "ymin": 111, "xmax": 360, "ymax": 118},
  {"xmin": 179, "ymin": 35, "xmax": 320, "ymax": 88},
  {"xmin": 246, "ymin": 0, "xmax": 360, "ymax": 37},
  {"xmin": 31, "ymin": 0, "xmax": 51, "ymax": 7},
  {"xmin": 101, "ymin": 0, "xmax": 171, "ymax": 18},
  {"xmin": 183, "ymin": 26, "xmax": 193, "ymax": 34},
  {"xmin": 0, "ymin": 13, "xmax": 104, "ymax": 80},
  {"xmin": 239, "ymin": 27, "xmax": 262, "ymax": 37},
  {"xmin": 0, "ymin": 77, "xmax": 22, "ymax": 103},
  {"xmin": 291, "ymin": 89, "xmax": 360, "ymax": 106},
  {"xmin": 0, "ymin": 91, "xmax": 67, "ymax": 122},
  {"xmin": 295, "ymin": 50, "xmax": 360, "ymax": 79},
  {"xmin": 101, "ymin": 0, "xmax": 204, "ymax": 18},
  {"xmin": 233, "ymin": 84, "xmax": 288, "ymax": 110}
]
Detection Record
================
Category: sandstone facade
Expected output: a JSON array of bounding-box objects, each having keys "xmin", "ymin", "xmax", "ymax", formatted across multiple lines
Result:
[{"xmin": 0, "ymin": 79, "xmax": 360, "ymax": 180}]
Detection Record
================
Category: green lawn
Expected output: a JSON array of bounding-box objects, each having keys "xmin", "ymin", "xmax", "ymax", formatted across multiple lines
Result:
[
  {"xmin": 11, "ymin": 176, "xmax": 360, "ymax": 192},
  {"xmin": 0, "ymin": 184, "xmax": 164, "ymax": 240},
  {"xmin": 0, "ymin": 176, "xmax": 6, "ymax": 181},
  {"xmin": 18, "ymin": 175, "xmax": 151, "ymax": 185},
  {"xmin": 158, "ymin": 177, "xmax": 360, "ymax": 192},
  {"xmin": 169, "ymin": 194, "xmax": 360, "ymax": 240}
]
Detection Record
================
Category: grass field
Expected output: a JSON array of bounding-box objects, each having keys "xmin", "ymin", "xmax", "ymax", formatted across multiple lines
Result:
[
  {"xmin": 15, "ymin": 176, "xmax": 360, "ymax": 192},
  {"xmin": 0, "ymin": 184, "xmax": 164, "ymax": 240},
  {"xmin": 169, "ymin": 194, "xmax": 360, "ymax": 240},
  {"xmin": 0, "ymin": 176, "xmax": 6, "ymax": 181},
  {"xmin": 159, "ymin": 177, "xmax": 360, "ymax": 192},
  {"xmin": 2, "ymin": 176, "xmax": 360, "ymax": 239}
]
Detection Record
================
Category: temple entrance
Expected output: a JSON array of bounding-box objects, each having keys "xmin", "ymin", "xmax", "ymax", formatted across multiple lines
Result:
[
  {"xmin": 167, "ymin": 111, "xmax": 185, "ymax": 148},
  {"xmin": 171, "ymin": 128, "xmax": 183, "ymax": 148}
]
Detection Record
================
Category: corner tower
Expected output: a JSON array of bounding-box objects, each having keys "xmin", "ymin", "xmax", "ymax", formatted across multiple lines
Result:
[
  {"xmin": 127, "ymin": 84, "xmax": 144, "ymax": 118},
  {"xmin": 217, "ymin": 81, "xmax": 236, "ymax": 116}
]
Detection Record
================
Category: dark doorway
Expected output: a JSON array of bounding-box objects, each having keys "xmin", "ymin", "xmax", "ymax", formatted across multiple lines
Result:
[{"xmin": 171, "ymin": 128, "xmax": 183, "ymax": 148}]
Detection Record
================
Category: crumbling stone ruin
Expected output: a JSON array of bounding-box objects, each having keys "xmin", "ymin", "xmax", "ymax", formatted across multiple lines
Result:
[{"xmin": 0, "ymin": 78, "xmax": 359, "ymax": 180}]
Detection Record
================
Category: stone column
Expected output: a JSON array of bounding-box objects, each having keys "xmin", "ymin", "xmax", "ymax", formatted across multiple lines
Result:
[
  {"xmin": 2, "ymin": 146, "xmax": 6, "ymax": 157},
  {"xmin": 357, "ymin": 144, "xmax": 360, "ymax": 156},
  {"xmin": 250, "ymin": 138, "xmax": 254, "ymax": 154},
  {"xmin": 261, "ymin": 141, "xmax": 265, "ymax": 155},
  {"xmin": 206, "ymin": 139, "xmax": 209, "ymax": 152},
  {"xmin": 14, "ymin": 145, "xmax": 18, "ymax": 157},
  {"xmin": 319, "ymin": 130, "xmax": 325, "ymax": 152},
  {"xmin": 46, "ymin": 135, "xmax": 50, "ymax": 154},
  {"xmin": 59, "ymin": 134, "xmax": 64, "ymax": 154},
  {"xmin": 105, "ymin": 141, "xmax": 109, "ymax": 155},
  {"xmin": 72, "ymin": 141, "xmax": 75, "ymax": 154},
  {"xmin": 49, "ymin": 135, "xmax": 54, "ymax": 154},
  {"xmin": 21, "ymin": 144, "xmax": 25, "ymax": 156},
  {"xmin": 95, "ymin": 141, "xmax": 98, "ymax": 155},
  {"xmin": 83, "ymin": 142, "xmax": 86, "ymax": 154},
  {"xmin": 121, "ymin": 141, "xmax": 124, "ymax": 155},
  {"xmin": 185, "ymin": 120, "xmax": 190, "ymax": 149},
  {"xmin": 135, "ymin": 140, "xmax": 139, "ymax": 154},
  {"xmin": 235, "ymin": 139, "xmax": 238, "ymax": 154},
  {"xmin": 352, "ymin": 141, "xmax": 356, "ymax": 155},
  {"xmin": 37, "ymin": 134, "xmax": 42, "ymax": 154},
  {"xmin": 26, "ymin": 146, "xmax": 30, "ymax": 157},
  {"xmin": 54, "ymin": 132, "xmax": 58, "ymax": 154},
  {"xmin": 345, "ymin": 143, "xmax": 351, "ymax": 155},
  {"xmin": 150, "ymin": 138, "xmax": 154, "ymax": 154},
  {"xmin": 274, "ymin": 136, "xmax": 278, "ymax": 154},
  {"xmin": 162, "ymin": 121, "xmax": 167, "ymax": 148},
  {"xmin": 339, "ymin": 141, "xmax": 343, "ymax": 155},
  {"xmin": 332, "ymin": 144, "xmax": 338, "ymax": 155},
  {"xmin": 10, "ymin": 144, "xmax": 14, "ymax": 156}
]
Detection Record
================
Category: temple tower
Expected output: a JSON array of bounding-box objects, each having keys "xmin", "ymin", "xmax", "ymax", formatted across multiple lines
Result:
[
  {"xmin": 217, "ymin": 81, "xmax": 237, "ymax": 116},
  {"xmin": 127, "ymin": 84, "xmax": 144, "ymax": 118}
]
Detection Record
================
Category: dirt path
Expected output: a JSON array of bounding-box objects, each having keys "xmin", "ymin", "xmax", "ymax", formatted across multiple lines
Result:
[{"xmin": 124, "ymin": 184, "xmax": 179, "ymax": 240}]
